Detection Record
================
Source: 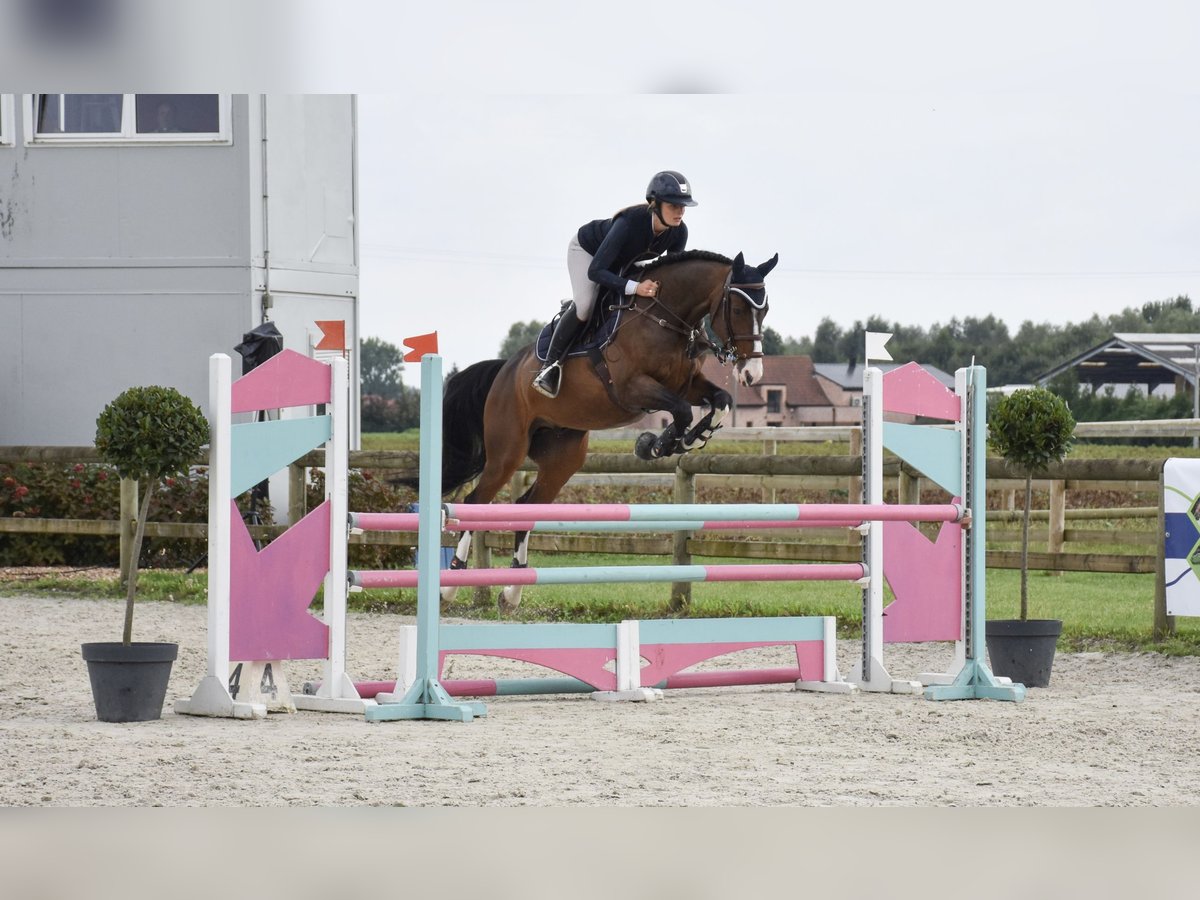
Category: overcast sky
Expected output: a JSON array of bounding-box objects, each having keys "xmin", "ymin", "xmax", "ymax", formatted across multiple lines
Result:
[
  {"xmin": 5, "ymin": 1, "xmax": 1194, "ymax": 375},
  {"xmin": 347, "ymin": 3, "xmax": 1199, "ymax": 372}
]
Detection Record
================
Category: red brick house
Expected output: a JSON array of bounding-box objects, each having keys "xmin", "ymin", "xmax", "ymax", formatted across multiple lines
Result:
[{"xmin": 625, "ymin": 356, "xmax": 955, "ymax": 430}]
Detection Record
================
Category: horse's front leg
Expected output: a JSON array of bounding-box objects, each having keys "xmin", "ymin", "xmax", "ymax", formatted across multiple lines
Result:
[
  {"xmin": 679, "ymin": 378, "xmax": 732, "ymax": 453},
  {"xmin": 626, "ymin": 377, "xmax": 695, "ymax": 460}
]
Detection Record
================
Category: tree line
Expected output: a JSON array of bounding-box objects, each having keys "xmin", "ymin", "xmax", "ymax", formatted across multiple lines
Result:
[
  {"xmin": 361, "ymin": 295, "xmax": 1197, "ymax": 431},
  {"xmin": 778, "ymin": 295, "xmax": 1198, "ymax": 423}
]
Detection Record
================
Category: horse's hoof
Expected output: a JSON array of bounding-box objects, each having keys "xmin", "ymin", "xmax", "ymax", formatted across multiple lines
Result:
[
  {"xmin": 498, "ymin": 597, "xmax": 521, "ymax": 615},
  {"xmin": 498, "ymin": 585, "xmax": 523, "ymax": 614},
  {"xmin": 652, "ymin": 436, "xmax": 680, "ymax": 458},
  {"xmin": 440, "ymin": 585, "xmax": 459, "ymax": 604},
  {"xmin": 634, "ymin": 432, "xmax": 657, "ymax": 460}
]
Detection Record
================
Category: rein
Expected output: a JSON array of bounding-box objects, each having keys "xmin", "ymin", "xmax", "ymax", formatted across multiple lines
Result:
[{"xmin": 608, "ymin": 265, "xmax": 768, "ymax": 365}]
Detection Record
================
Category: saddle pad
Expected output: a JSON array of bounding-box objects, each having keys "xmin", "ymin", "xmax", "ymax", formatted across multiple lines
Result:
[{"xmin": 534, "ymin": 302, "xmax": 623, "ymax": 363}]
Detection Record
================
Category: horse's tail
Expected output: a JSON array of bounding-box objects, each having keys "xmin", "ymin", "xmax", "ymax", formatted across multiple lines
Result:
[{"xmin": 440, "ymin": 357, "xmax": 506, "ymax": 496}]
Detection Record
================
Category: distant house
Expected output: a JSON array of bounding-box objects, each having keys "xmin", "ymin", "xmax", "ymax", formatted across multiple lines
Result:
[
  {"xmin": 735, "ymin": 356, "xmax": 854, "ymax": 427},
  {"xmin": 623, "ymin": 356, "xmax": 956, "ymax": 431},
  {"xmin": 0, "ymin": 94, "xmax": 360, "ymax": 447}
]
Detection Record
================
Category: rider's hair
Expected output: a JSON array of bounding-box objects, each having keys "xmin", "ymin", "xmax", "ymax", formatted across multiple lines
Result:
[{"xmin": 612, "ymin": 201, "xmax": 653, "ymax": 219}]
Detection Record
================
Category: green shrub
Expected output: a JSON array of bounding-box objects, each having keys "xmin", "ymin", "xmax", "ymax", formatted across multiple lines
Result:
[
  {"xmin": 988, "ymin": 388, "xmax": 1077, "ymax": 475},
  {"xmin": 0, "ymin": 462, "xmax": 268, "ymax": 568},
  {"xmin": 142, "ymin": 467, "xmax": 274, "ymax": 568},
  {"xmin": 95, "ymin": 385, "xmax": 210, "ymax": 643},
  {"xmin": 1, "ymin": 462, "xmax": 122, "ymax": 565},
  {"xmin": 988, "ymin": 387, "xmax": 1076, "ymax": 619}
]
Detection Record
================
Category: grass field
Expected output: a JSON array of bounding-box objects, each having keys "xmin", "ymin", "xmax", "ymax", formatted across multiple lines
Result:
[{"xmin": 5, "ymin": 556, "xmax": 1197, "ymax": 656}]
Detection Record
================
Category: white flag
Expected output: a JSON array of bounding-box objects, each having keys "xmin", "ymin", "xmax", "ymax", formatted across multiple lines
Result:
[{"xmin": 865, "ymin": 331, "xmax": 893, "ymax": 362}]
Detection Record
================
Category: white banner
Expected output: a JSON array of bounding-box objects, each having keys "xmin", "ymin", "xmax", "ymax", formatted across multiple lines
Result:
[{"xmin": 1163, "ymin": 459, "xmax": 1200, "ymax": 617}]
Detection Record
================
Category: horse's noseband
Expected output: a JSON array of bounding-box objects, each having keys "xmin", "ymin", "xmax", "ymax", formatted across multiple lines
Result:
[{"xmin": 712, "ymin": 275, "xmax": 767, "ymax": 365}]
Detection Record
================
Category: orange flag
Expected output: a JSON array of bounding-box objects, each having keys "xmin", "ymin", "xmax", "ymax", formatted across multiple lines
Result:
[
  {"xmin": 402, "ymin": 331, "xmax": 439, "ymax": 362},
  {"xmin": 315, "ymin": 320, "xmax": 347, "ymax": 351}
]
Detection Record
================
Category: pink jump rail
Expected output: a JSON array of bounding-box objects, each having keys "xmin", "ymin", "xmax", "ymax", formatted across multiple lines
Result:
[
  {"xmin": 441, "ymin": 502, "xmax": 967, "ymax": 524},
  {"xmin": 440, "ymin": 519, "xmax": 863, "ymax": 531},
  {"xmin": 350, "ymin": 512, "xmax": 863, "ymax": 532},
  {"xmin": 342, "ymin": 666, "xmax": 810, "ymax": 699},
  {"xmin": 350, "ymin": 562, "xmax": 868, "ymax": 590}
]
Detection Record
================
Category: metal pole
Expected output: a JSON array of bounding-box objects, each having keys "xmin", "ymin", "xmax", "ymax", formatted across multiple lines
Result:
[{"xmin": 1193, "ymin": 344, "xmax": 1198, "ymax": 450}]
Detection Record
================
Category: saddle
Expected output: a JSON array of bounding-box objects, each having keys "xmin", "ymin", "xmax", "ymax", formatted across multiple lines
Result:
[{"xmin": 533, "ymin": 289, "xmax": 625, "ymax": 363}]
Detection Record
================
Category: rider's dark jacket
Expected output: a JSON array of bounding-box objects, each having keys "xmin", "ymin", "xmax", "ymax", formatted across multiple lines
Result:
[{"xmin": 577, "ymin": 205, "xmax": 688, "ymax": 296}]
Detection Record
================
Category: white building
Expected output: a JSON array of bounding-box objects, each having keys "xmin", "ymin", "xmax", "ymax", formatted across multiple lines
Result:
[{"xmin": 0, "ymin": 93, "xmax": 360, "ymax": 448}]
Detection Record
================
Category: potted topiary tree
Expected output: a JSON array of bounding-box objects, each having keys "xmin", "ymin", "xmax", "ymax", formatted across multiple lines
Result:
[
  {"xmin": 985, "ymin": 386, "xmax": 1076, "ymax": 687},
  {"xmin": 82, "ymin": 385, "xmax": 209, "ymax": 721}
]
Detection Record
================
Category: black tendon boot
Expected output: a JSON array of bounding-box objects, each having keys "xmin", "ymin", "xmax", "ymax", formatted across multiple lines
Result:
[{"xmin": 532, "ymin": 304, "xmax": 585, "ymax": 398}]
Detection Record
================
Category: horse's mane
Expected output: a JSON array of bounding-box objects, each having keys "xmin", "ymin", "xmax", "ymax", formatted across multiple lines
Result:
[{"xmin": 637, "ymin": 249, "xmax": 733, "ymax": 277}]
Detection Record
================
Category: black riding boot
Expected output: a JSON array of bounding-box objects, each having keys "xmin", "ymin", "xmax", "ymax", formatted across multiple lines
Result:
[{"xmin": 532, "ymin": 304, "xmax": 585, "ymax": 399}]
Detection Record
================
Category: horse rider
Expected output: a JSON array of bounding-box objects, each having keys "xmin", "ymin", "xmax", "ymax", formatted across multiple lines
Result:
[{"xmin": 531, "ymin": 170, "xmax": 698, "ymax": 398}]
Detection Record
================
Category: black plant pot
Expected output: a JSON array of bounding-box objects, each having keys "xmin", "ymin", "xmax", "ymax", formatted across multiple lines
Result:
[
  {"xmin": 81, "ymin": 642, "xmax": 178, "ymax": 722},
  {"xmin": 984, "ymin": 619, "xmax": 1062, "ymax": 688}
]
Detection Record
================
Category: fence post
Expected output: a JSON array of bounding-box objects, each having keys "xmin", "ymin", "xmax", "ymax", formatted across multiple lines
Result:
[
  {"xmin": 1048, "ymin": 479, "xmax": 1066, "ymax": 576},
  {"xmin": 898, "ymin": 465, "xmax": 921, "ymax": 505},
  {"xmin": 119, "ymin": 477, "xmax": 138, "ymax": 586},
  {"xmin": 763, "ymin": 438, "xmax": 777, "ymax": 503},
  {"xmin": 1154, "ymin": 465, "xmax": 1176, "ymax": 640},
  {"xmin": 848, "ymin": 427, "xmax": 863, "ymax": 547},
  {"xmin": 509, "ymin": 470, "xmax": 530, "ymax": 502},
  {"xmin": 288, "ymin": 463, "xmax": 307, "ymax": 524},
  {"xmin": 669, "ymin": 464, "xmax": 694, "ymax": 612}
]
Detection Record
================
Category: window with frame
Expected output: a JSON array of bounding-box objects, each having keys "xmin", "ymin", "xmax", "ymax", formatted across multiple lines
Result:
[
  {"xmin": 0, "ymin": 94, "xmax": 14, "ymax": 146},
  {"xmin": 766, "ymin": 389, "xmax": 783, "ymax": 414},
  {"xmin": 26, "ymin": 94, "xmax": 229, "ymax": 143}
]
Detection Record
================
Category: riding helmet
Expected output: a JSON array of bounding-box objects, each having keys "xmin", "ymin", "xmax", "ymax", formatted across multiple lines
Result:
[{"xmin": 645, "ymin": 170, "xmax": 698, "ymax": 207}]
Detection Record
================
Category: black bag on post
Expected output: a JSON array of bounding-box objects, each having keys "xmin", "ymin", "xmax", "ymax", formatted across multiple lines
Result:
[
  {"xmin": 233, "ymin": 322, "xmax": 286, "ymax": 532},
  {"xmin": 189, "ymin": 322, "xmax": 287, "ymax": 571},
  {"xmin": 234, "ymin": 321, "xmax": 285, "ymax": 375}
]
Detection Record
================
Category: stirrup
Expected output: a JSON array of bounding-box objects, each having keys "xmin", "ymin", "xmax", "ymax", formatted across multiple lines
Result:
[{"xmin": 532, "ymin": 362, "xmax": 563, "ymax": 399}]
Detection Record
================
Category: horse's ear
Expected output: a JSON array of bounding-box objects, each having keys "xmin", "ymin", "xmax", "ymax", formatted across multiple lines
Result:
[
  {"xmin": 733, "ymin": 252, "xmax": 745, "ymax": 270},
  {"xmin": 758, "ymin": 253, "xmax": 779, "ymax": 277}
]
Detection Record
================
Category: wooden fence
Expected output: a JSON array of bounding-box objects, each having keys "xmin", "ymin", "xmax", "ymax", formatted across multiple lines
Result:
[{"xmin": 0, "ymin": 437, "xmax": 1172, "ymax": 582}]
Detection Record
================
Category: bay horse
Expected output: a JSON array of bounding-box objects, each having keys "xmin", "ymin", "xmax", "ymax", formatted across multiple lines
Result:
[{"xmin": 438, "ymin": 249, "xmax": 779, "ymax": 611}]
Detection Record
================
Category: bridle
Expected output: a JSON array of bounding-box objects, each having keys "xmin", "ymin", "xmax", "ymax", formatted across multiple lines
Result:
[
  {"xmin": 710, "ymin": 270, "xmax": 768, "ymax": 364},
  {"xmin": 613, "ymin": 266, "xmax": 768, "ymax": 364}
]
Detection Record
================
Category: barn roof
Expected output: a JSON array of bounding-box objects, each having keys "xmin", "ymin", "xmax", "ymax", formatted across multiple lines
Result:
[{"xmin": 1036, "ymin": 333, "xmax": 1200, "ymax": 389}]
